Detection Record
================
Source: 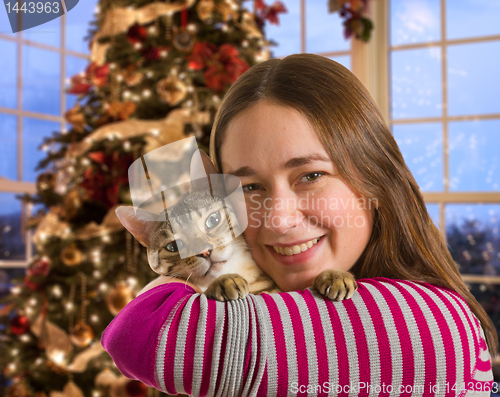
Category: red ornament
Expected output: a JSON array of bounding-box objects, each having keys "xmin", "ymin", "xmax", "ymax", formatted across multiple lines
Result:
[
  {"xmin": 263, "ymin": 1, "xmax": 287, "ymax": 25},
  {"xmin": 27, "ymin": 257, "xmax": 51, "ymax": 278},
  {"xmin": 140, "ymin": 46, "xmax": 163, "ymax": 62},
  {"xmin": 24, "ymin": 275, "xmax": 41, "ymax": 291},
  {"xmin": 67, "ymin": 62, "xmax": 110, "ymax": 94},
  {"xmin": 10, "ymin": 315, "xmax": 30, "ymax": 335},
  {"xmin": 125, "ymin": 380, "xmax": 148, "ymax": 397},
  {"xmin": 80, "ymin": 152, "xmax": 135, "ymax": 210},
  {"xmin": 187, "ymin": 43, "xmax": 249, "ymax": 92},
  {"xmin": 127, "ymin": 23, "xmax": 148, "ymax": 44}
]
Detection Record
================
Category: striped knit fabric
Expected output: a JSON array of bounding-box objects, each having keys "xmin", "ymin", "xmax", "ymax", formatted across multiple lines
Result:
[{"xmin": 101, "ymin": 277, "xmax": 494, "ymax": 396}]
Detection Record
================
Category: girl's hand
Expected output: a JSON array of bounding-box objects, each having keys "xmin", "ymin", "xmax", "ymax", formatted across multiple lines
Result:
[{"xmin": 137, "ymin": 275, "xmax": 202, "ymax": 296}]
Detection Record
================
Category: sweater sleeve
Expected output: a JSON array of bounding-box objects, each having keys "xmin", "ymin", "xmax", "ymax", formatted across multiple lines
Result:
[{"xmin": 101, "ymin": 277, "xmax": 494, "ymax": 397}]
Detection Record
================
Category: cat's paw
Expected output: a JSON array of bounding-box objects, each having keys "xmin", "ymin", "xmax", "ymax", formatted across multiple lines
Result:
[
  {"xmin": 313, "ymin": 269, "xmax": 358, "ymax": 301},
  {"xmin": 204, "ymin": 274, "xmax": 250, "ymax": 302}
]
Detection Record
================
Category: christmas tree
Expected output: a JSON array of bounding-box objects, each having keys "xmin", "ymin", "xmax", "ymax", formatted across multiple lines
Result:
[{"xmin": 0, "ymin": 0, "xmax": 287, "ymax": 395}]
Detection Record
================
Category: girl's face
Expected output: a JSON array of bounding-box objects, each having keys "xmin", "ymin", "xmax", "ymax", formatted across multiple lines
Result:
[{"xmin": 220, "ymin": 100, "xmax": 374, "ymax": 292}]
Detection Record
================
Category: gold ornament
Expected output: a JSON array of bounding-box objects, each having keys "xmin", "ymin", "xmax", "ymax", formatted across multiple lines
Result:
[
  {"xmin": 196, "ymin": 0, "xmax": 214, "ymax": 21},
  {"xmin": 172, "ymin": 26, "xmax": 196, "ymax": 52},
  {"xmin": 156, "ymin": 76, "xmax": 187, "ymax": 105},
  {"xmin": 69, "ymin": 321, "xmax": 94, "ymax": 348},
  {"xmin": 63, "ymin": 189, "xmax": 82, "ymax": 222},
  {"xmin": 61, "ymin": 243, "xmax": 84, "ymax": 267},
  {"xmin": 122, "ymin": 65, "xmax": 144, "ymax": 86},
  {"xmin": 106, "ymin": 283, "xmax": 135, "ymax": 315},
  {"xmin": 35, "ymin": 392, "xmax": 48, "ymax": 397}
]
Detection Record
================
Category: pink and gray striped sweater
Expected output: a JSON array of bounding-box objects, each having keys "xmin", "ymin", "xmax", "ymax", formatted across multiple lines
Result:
[{"xmin": 101, "ymin": 277, "xmax": 494, "ymax": 396}]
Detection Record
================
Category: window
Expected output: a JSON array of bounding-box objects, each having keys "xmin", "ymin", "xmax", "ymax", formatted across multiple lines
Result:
[
  {"xmin": 265, "ymin": 0, "xmax": 352, "ymax": 68},
  {"xmin": 387, "ymin": 0, "xmax": 500, "ymax": 355},
  {"xmin": 0, "ymin": 1, "xmax": 98, "ymax": 284}
]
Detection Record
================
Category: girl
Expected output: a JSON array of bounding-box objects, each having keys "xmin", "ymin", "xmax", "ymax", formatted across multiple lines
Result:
[{"xmin": 102, "ymin": 53, "xmax": 497, "ymax": 396}]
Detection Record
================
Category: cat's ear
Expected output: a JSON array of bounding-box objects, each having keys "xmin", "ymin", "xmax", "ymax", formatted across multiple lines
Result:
[
  {"xmin": 115, "ymin": 206, "xmax": 157, "ymax": 247},
  {"xmin": 189, "ymin": 149, "xmax": 217, "ymax": 193}
]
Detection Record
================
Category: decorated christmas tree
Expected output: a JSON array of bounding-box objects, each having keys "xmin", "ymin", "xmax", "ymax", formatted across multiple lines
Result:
[{"xmin": 0, "ymin": 0, "xmax": 287, "ymax": 395}]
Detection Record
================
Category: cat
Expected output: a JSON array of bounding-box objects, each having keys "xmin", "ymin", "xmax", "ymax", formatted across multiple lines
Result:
[{"xmin": 115, "ymin": 148, "xmax": 358, "ymax": 302}]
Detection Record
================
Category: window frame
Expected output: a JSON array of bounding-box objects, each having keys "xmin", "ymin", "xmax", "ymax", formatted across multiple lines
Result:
[
  {"xmin": 354, "ymin": 0, "xmax": 500, "ymax": 286},
  {"xmin": 0, "ymin": 12, "xmax": 89, "ymax": 268}
]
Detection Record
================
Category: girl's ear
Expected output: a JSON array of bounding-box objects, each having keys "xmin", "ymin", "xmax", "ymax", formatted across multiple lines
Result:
[
  {"xmin": 189, "ymin": 149, "xmax": 217, "ymax": 193},
  {"xmin": 115, "ymin": 206, "xmax": 157, "ymax": 247}
]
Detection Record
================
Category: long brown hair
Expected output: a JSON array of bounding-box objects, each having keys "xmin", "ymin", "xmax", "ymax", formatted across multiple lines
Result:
[{"xmin": 209, "ymin": 53, "xmax": 499, "ymax": 357}]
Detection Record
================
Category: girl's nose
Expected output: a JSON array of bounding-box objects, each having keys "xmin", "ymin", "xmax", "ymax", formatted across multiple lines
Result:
[{"xmin": 263, "ymin": 189, "xmax": 303, "ymax": 235}]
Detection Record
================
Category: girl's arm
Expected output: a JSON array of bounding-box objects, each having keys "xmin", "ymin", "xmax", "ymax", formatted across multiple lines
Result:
[{"xmin": 101, "ymin": 277, "xmax": 494, "ymax": 397}]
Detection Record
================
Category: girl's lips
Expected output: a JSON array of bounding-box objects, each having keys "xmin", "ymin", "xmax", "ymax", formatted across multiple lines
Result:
[{"xmin": 266, "ymin": 235, "xmax": 325, "ymax": 265}]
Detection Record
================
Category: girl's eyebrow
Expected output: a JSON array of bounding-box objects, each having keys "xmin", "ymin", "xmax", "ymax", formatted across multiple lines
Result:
[{"xmin": 226, "ymin": 153, "xmax": 332, "ymax": 177}]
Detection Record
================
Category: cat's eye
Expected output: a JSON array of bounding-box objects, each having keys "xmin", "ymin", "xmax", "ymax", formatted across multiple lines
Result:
[
  {"xmin": 166, "ymin": 240, "xmax": 184, "ymax": 252},
  {"xmin": 205, "ymin": 211, "xmax": 221, "ymax": 229}
]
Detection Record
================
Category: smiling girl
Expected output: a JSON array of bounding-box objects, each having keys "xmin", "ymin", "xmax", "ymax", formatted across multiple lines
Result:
[{"xmin": 102, "ymin": 53, "xmax": 497, "ymax": 396}]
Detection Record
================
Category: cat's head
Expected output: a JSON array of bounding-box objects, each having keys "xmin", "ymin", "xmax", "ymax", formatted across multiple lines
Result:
[{"xmin": 115, "ymin": 149, "xmax": 247, "ymax": 288}]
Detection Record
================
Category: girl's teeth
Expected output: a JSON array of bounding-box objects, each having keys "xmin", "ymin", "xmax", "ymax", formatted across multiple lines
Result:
[{"xmin": 273, "ymin": 238, "xmax": 320, "ymax": 256}]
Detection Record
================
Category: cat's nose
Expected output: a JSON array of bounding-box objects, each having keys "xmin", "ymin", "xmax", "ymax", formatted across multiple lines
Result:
[{"xmin": 196, "ymin": 245, "xmax": 212, "ymax": 258}]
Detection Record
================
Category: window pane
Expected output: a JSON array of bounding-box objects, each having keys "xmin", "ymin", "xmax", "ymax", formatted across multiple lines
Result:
[
  {"xmin": 449, "ymin": 120, "xmax": 500, "ymax": 191},
  {"xmin": 0, "ymin": 40, "xmax": 17, "ymax": 108},
  {"xmin": 66, "ymin": 55, "xmax": 88, "ymax": 110},
  {"xmin": 390, "ymin": 0, "xmax": 440, "ymax": 46},
  {"xmin": 0, "ymin": 1, "xmax": 14, "ymax": 34},
  {"xmin": 23, "ymin": 117, "xmax": 60, "ymax": 182},
  {"xmin": 0, "ymin": 193, "xmax": 25, "ymax": 260},
  {"xmin": 66, "ymin": 0, "xmax": 98, "ymax": 54},
  {"xmin": 463, "ymin": 282, "xmax": 500, "ymax": 354},
  {"xmin": 21, "ymin": 11, "xmax": 61, "ymax": 48},
  {"xmin": 267, "ymin": 0, "xmax": 300, "ymax": 57},
  {"xmin": 0, "ymin": 114, "xmax": 17, "ymax": 180},
  {"xmin": 392, "ymin": 122, "xmax": 443, "ymax": 191},
  {"xmin": 426, "ymin": 203, "xmax": 440, "ymax": 230},
  {"xmin": 23, "ymin": 46, "xmax": 60, "ymax": 115},
  {"xmin": 447, "ymin": 41, "xmax": 500, "ymax": 117},
  {"xmin": 329, "ymin": 55, "xmax": 350, "ymax": 71},
  {"xmin": 391, "ymin": 48, "xmax": 442, "ymax": 119},
  {"xmin": 446, "ymin": 204, "xmax": 500, "ymax": 276},
  {"xmin": 306, "ymin": 0, "xmax": 350, "ymax": 53},
  {"xmin": 447, "ymin": 0, "xmax": 500, "ymax": 40}
]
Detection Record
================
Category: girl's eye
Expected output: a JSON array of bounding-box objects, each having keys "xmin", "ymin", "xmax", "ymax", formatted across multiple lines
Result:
[
  {"xmin": 301, "ymin": 172, "xmax": 325, "ymax": 183},
  {"xmin": 242, "ymin": 184, "xmax": 260, "ymax": 193},
  {"xmin": 206, "ymin": 211, "xmax": 221, "ymax": 229},
  {"xmin": 166, "ymin": 240, "xmax": 184, "ymax": 252}
]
